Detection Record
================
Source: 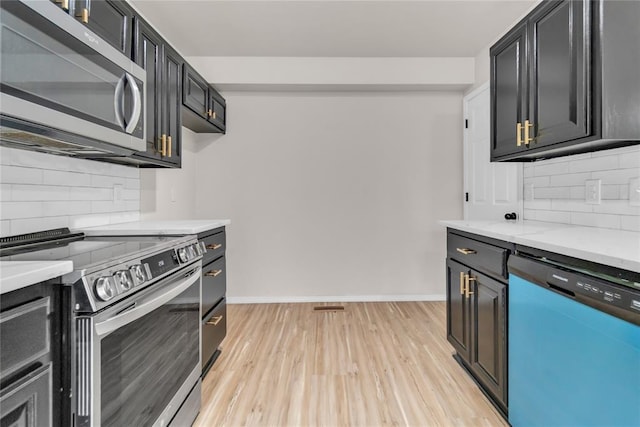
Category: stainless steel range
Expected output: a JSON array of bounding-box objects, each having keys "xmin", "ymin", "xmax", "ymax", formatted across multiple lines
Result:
[{"xmin": 0, "ymin": 228, "xmax": 206, "ymax": 427}]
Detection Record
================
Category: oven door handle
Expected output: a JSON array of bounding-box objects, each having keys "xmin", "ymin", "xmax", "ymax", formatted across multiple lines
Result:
[{"xmin": 94, "ymin": 267, "xmax": 201, "ymax": 337}]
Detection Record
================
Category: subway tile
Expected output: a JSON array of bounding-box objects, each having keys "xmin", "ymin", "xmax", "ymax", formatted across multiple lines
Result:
[
  {"xmin": 524, "ymin": 176, "xmax": 551, "ymax": 187},
  {"xmin": 42, "ymin": 201, "xmax": 92, "ymax": 217},
  {"xmin": 569, "ymin": 186, "xmax": 585, "ymax": 200},
  {"xmin": 68, "ymin": 187, "xmax": 112, "ymax": 201},
  {"xmin": 69, "ymin": 214, "xmax": 111, "ymax": 230},
  {"xmin": 125, "ymin": 178, "xmax": 140, "ymax": 190},
  {"xmin": 1, "ymin": 202, "xmax": 43, "ymax": 219},
  {"xmin": 601, "ymin": 185, "xmax": 620, "ymax": 200},
  {"xmin": 0, "ymin": 220, "xmax": 11, "ymax": 237},
  {"xmin": 42, "ymin": 170, "xmax": 91, "ymax": 187},
  {"xmin": 592, "ymin": 201, "xmax": 640, "ymax": 216},
  {"xmin": 91, "ymin": 200, "xmax": 126, "ymax": 214},
  {"xmin": 619, "ymin": 185, "xmax": 630, "ymax": 200},
  {"xmin": 10, "ymin": 216, "xmax": 69, "ymax": 235},
  {"xmin": 592, "ymin": 168, "xmax": 640, "ymax": 185},
  {"xmin": 11, "ymin": 185, "xmax": 70, "ymax": 201},
  {"xmin": 549, "ymin": 172, "xmax": 591, "ymax": 187},
  {"xmin": 620, "ymin": 216, "xmax": 640, "ymax": 232},
  {"xmin": 534, "ymin": 161, "xmax": 569, "ymax": 176},
  {"xmin": 0, "ymin": 147, "xmax": 57, "ymax": 169},
  {"xmin": 125, "ymin": 200, "xmax": 140, "ymax": 211},
  {"xmin": 1, "ymin": 165, "xmax": 44, "ymax": 184},
  {"xmin": 531, "ymin": 210, "xmax": 571, "ymax": 224},
  {"xmin": 123, "ymin": 189, "xmax": 140, "ymax": 201},
  {"xmin": 523, "ymin": 165, "xmax": 534, "ymax": 178},
  {"xmin": 534, "ymin": 186, "xmax": 571, "ymax": 199},
  {"xmin": 618, "ymin": 151, "xmax": 640, "ymax": 170},
  {"xmin": 91, "ymin": 174, "xmax": 127, "ymax": 188},
  {"xmin": 524, "ymin": 199, "xmax": 552, "ymax": 210},
  {"xmin": 570, "ymin": 212, "xmax": 621, "ymax": 229},
  {"xmin": 523, "ymin": 210, "xmax": 537, "ymax": 220},
  {"xmin": 568, "ymin": 155, "xmax": 619, "ymax": 173},
  {"xmin": 533, "ymin": 152, "xmax": 591, "ymax": 164},
  {"xmin": 603, "ymin": 145, "xmax": 640, "ymax": 156},
  {"xmin": 550, "ymin": 200, "xmax": 593, "ymax": 213},
  {"xmin": 0, "ymin": 184, "xmax": 11, "ymax": 201}
]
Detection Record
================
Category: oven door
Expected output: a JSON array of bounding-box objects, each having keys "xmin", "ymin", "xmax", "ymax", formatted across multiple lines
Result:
[{"xmin": 75, "ymin": 263, "xmax": 201, "ymax": 427}]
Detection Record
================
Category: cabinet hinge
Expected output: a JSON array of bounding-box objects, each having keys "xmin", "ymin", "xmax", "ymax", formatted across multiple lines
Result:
[{"xmin": 465, "ymin": 119, "xmax": 468, "ymax": 129}]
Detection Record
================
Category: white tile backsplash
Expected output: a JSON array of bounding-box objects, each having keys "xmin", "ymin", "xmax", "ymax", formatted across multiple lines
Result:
[
  {"xmin": 0, "ymin": 147, "xmax": 140, "ymax": 236},
  {"xmin": 524, "ymin": 145, "xmax": 640, "ymax": 231}
]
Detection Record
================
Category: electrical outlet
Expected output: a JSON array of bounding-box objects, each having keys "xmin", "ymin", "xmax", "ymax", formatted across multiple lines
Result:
[
  {"xmin": 113, "ymin": 184, "xmax": 123, "ymax": 202},
  {"xmin": 630, "ymin": 177, "xmax": 640, "ymax": 206},
  {"xmin": 585, "ymin": 179, "xmax": 601, "ymax": 205}
]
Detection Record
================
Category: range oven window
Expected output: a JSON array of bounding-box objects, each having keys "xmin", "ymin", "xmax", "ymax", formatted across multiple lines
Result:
[{"xmin": 77, "ymin": 269, "xmax": 200, "ymax": 427}]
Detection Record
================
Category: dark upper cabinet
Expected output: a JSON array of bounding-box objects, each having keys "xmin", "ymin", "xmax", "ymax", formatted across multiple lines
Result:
[
  {"xmin": 182, "ymin": 63, "xmax": 226, "ymax": 134},
  {"xmin": 72, "ymin": 0, "xmax": 133, "ymax": 57},
  {"xmin": 490, "ymin": 0, "xmax": 640, "ymax": 161},
  {"xmin": 131, "ymin": 17, "xmax": 181, "ymax": 167}
]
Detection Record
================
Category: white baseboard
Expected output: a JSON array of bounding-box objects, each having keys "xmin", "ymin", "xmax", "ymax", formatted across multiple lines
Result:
[{"xmin": 226, "ymin": 294, "xmax": 446, "ymax": 304}]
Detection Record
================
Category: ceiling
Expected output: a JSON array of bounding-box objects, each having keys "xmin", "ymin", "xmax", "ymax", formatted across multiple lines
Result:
[{"xmin": 130, "ymin": 0, "xmax": 537, "ymax": 58}]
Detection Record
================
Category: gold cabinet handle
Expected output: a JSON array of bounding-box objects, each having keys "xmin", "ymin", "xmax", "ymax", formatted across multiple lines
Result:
[
  {"xmin": 516, "ymin": 122, "xmax": 523, "ymax": 147},
  {"xmin": 465, "ymin": 275, "xmax": 476, "ymax": 298},
  {"xmin": 206, "ymin": 243, "xmax": 222, "ymax": 250},
  {"xmin": 459, "ymin": 271, "xmax": 465, "ymax": 295},
  {"xmin": 167, "ymin": 135, "xmax": 172, "ymax": 157},
  {"xmin": 524, "ymin": 120, "xmax": 534, "ymax": 145},
  {"xmin": 456, "ymin": 248, "xmax": 477, "ymax": 255},
  {"xmin": 212, "ymin": 111, "xmax": 217, "ymax": 120},
  {"xmin": 207, "ymin": 109, "xmax": 213, "ymax": 117},
  {"xmin": 77, "ymin": 8, "xmax": 90, "ymax": 23},
  {"xmin": 160, "ymin": 134, "xmax": 167, "ymax": 156},
  {"xmin": 205, "ymin": 269, "xmax": 223, "ymax": 277},
  {"xmin": 55, "ymin": 0, "xmax": 70, "ymax": 11},
  {"xmin": 206, "ymin": 315, "xmax": 223, "ymax": 326}
]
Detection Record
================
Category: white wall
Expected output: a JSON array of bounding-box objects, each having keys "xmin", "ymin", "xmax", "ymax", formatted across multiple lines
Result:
[
  {"xmin": 191, "ymin": 92, "xmax": 463, "ymax": 302},
  {"xmin": 140, "ymin": 128, "xmax": 199, "ymax": 220},
  {"xmin": 523, "ymin": 145, "xmax": 640, "ymax": 231},
  {"xmin": 0, "ymin": 147, "xmax": 140, "ymax": 236}
]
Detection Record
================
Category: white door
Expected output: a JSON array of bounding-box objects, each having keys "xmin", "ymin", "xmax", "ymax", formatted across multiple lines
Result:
[{"xmin": 463, "ymin": 83, "xmax": 522, "ymax": 220}]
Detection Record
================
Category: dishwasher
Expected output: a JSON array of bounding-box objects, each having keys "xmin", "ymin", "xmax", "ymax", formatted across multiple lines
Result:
[{"xmin": 508, "ymin": 253, "xmax": 640, "ymax": 427}]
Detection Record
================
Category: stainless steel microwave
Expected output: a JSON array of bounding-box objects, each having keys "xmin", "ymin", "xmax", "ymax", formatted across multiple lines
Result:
[{"xmin": 0, "ymin": 0, "xmax": 146, "ymax": 157}]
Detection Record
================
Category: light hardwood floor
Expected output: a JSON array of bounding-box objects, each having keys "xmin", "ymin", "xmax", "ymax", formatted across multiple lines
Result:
[{"xmin": 195, "ymin": 302, "xmax": 508, "ymax": 427}]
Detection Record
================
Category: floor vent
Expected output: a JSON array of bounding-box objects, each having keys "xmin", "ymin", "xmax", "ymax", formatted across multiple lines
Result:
[{"xmin": 313, "ymin": 305, "xmax": 345, "ymax": 311}]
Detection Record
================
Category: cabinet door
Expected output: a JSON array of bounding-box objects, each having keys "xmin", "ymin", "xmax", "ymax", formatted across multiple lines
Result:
[
  {"xmin": 469, "ymin": 271, "xmax": 506, "ymax": 408},
  {"xmin": 528, "ymin": 0, "xmax": 591, "ymax": 148},
  {"xmin": 490, "ymin": 22, "xmax": 528, "ymax": 160},
  {"xmin": 183, "ymin": 64, "xmax": 209, "ymax": 119},
  {"xmin": 73, "ymin": 0, "xmax": 133, "ymax": 57},
  {"xmin": 162, "ymin": 44, "xmax": 182, "ymax": 167},
  {"xmin": 207, "ymin": 89, "xmax": 226, "ymax": 132},
  {"xmin": 446, "ymin": 259, "xmax": 471, "ymax": 362}
]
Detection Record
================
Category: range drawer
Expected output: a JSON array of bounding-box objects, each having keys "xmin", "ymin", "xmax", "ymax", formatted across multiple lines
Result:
[
  {"xmin": 202, "ymin": 256, "xmax": 226, "ymax": 318},
  {"xmin": 447, "ymin": 232, "xmax": 509, "ymax": 280},
  {"xmin": 199, "ymin": 229, "xmax": 225, "ymax": 266},
  {"xmin": 202, "ymin": 299, "xmax": 226, "ymax": 373}
]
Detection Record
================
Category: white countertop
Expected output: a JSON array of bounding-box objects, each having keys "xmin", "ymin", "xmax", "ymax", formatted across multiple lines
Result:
[
  {"xmin": 0, "ymin": 260, "xmax": 74, "ymax": 295},
  {"xmin": 440, "ymin": 220, "xmax": 640, "ymax": 273},
  {"xmin": 79, "ymin": 219, "xmax": 230, "ymax": 236}
]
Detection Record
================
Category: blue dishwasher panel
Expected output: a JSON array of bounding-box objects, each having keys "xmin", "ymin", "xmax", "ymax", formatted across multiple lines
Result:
[{"xmin": 509, "ymin": 274, "xmax": 640, "ymax": 427}]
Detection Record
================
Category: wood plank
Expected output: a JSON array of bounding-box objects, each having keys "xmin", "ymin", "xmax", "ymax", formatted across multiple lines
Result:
[{"xmin": 195, "ymin": 302, "xmax": 508, "ymax": 427}]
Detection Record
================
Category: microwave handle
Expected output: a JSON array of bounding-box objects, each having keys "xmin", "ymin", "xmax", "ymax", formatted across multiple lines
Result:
[
  {"xmin": 113, "ymin": 74, "xmax": 126, "ymax": 130},
  {"xmin": 94, "ymin": 267, "xmax": 201, "ymax": 337},
  {"xmin": 124, "ymin": 73, "xmax": 142, "ymax": 134}
]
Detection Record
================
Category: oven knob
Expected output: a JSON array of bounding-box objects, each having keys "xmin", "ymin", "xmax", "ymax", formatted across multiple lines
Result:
[
  {"xmin": 113, "ymin": 270, "xmax": 133, "ymax": 292},
  {"xmin": 199, "ymin": 241, "xmax": 207, "ymax": 253},
  {"xmin": 95, "ymin": 277, "xmax": 116, "ymax": 301},
  {"xmin": 129, "ymin": 265, "xmax": 147, "ymax": 286},
  {"xmin": 188, "ymin": 245, "xmax": 197, "ymax": 258},
  {"xmin": 177, "ymin": 247, "xmax": 189, "ymax": 263}
]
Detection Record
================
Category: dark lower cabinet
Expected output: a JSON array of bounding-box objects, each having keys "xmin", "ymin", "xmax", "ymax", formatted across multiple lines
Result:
[
  {"xmin": 0, "ymin": 281, "xmax": 62, "ymax": 427},
  {"xmin": 446, "ymin": 229, "xmax": 511, "ymax": 415},
  {"xmin": 198, "ymin": 226, "xmax": 228, "ymax": 376}
]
